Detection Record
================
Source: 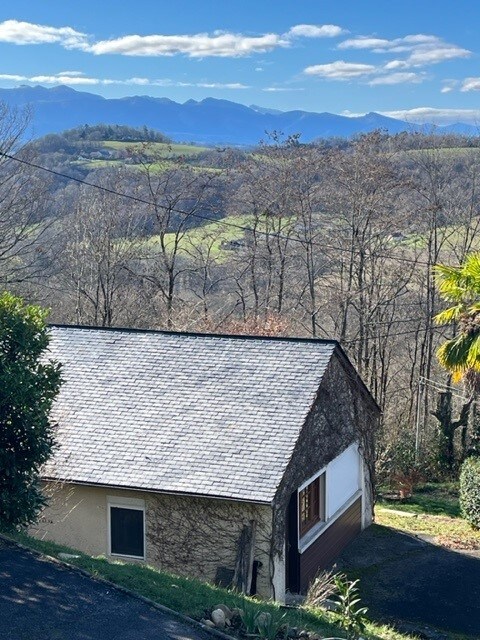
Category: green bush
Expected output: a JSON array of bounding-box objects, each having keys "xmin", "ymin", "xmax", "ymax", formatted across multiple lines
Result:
[{"xmin": 460, "ymin": 457, "xmax": 480, "ymax": 529}]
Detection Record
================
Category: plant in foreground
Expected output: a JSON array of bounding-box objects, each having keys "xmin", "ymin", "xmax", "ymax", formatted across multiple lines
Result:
[
  {"xmin": 331, "ymin": 575, "xmax": 368, "ymax": 640},
  {"xmin": 305, "ymin": 568, "xmax": 337, "ymax": 608},
  {"xmin": 256, "ymin": 612, "xmax": 286, "ymax": 640},
  {"xmin": 240, "ymin": 602, "xmax": 260, "ymax": 635}
]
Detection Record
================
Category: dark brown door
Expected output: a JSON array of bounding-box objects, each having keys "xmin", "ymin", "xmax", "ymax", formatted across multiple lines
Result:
[{"xmin": 285, "ymin": 491, "xmax": 300, "ymax": 593}]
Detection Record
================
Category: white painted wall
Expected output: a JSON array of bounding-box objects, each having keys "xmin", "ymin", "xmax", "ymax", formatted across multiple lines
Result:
[{"xmin": 327, "ymin": 443, "xmax": 361, "ymax": 518}]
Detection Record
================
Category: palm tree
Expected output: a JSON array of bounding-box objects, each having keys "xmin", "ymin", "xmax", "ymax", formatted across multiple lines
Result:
[
  {"xmin": 434, "ymin": 252, "xmax": 480, "ymax": 457},
  {"xmin": 435, "ymin": 253, "xmax": 480, "ymax": 382}
]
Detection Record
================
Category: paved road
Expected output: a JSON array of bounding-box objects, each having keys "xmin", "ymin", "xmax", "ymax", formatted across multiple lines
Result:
[
  {"xmin": 0, "ymin": 540, "xmax": 212, "ymax": 640},
  {"xmin": 336, "ymin": 524, "xmax": 480, "ymax": 638}
]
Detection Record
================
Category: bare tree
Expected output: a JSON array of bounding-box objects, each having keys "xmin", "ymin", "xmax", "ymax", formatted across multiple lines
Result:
[
  {"xmin": 0, "ymin": 103, "xmax": 53, "ymax": 283},
  {"xmin": 132, "ymin": 147, "xmax": 222, "ymax": 328},
  {"xmin": 55, "ymin": 169, "xmax": 145, "ymax": 326}
]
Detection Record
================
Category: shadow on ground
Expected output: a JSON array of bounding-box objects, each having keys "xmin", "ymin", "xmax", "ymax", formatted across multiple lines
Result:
[
  {"xmin": 335, "ymin": 524, "xmax": 480, "ymax": 638},
  {"xmin": 0, "ymin": 540, "xmax": 211, "ymax": 640}
]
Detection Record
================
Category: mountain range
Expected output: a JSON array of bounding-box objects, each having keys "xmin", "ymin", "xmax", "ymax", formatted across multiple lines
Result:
[{"xmin": 0, "ymin": 85, "xmax": 476, "ymax": 145}]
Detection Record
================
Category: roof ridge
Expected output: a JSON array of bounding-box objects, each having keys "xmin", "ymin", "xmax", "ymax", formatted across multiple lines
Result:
[{"xmin": 49, "ymin": 323, "xmax": 339, "ymax": 347}]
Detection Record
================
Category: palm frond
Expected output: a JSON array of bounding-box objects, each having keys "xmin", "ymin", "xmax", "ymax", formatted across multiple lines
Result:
[
  {"xmin": 434, "ymin": 305, "xmax": 462, "ymax": 325},
  {"xmin": 437, "ymin": 333, "xmax": 477, "ymax": 376},
  {"xmin": 464, "ymin": 253, "xmax": 480, "ymax": 283},
  {"xmin": 466, "ymin": 334, "xmax": 480, "ymax": 370},
  {"xmin": 434, "ymin": 264, "xmax": 465, "ymax": 302}
]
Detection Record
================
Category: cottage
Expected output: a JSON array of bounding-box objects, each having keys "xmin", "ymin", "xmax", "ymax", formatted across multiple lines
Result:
[{"xmin": 33, "ymin": 326, "xmax": 379, "ymax": 601}]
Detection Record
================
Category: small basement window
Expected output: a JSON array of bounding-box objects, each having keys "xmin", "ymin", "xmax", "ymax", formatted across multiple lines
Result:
[
  {"xmin": 299, "ymin": 472, "xmax": 326, "ymax": 537},
  {"xmin": 109, "ymin": 500, "xmax": 145, "ymax": 559}
]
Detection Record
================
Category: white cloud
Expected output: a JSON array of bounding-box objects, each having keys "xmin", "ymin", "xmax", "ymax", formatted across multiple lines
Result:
[
  {"xmin": 0, "ymin": 19, "xmax": 87, "ymax": 48},
  {"xmin": 0, "ymin": 19, "xmax": 349, "ymax": 59},
  {"xmin": 440, "ymin": 79, "xmax": 458, "ymax": 93},
  {"xmin": 407, "ymin": 44, "xmax": 470, "ymax": 66},
  {"xmin": 338, "ymin": 32, "xmax": 470, "ymax": 68},
  {"xmin": 30, "ymin": 74, "xmax": 100, "ymax": 85},
  {"xmin": 288, "ymin": 24, "xmax": 345, "ymax": 38},
  {"xmin": 184, "ymin": 82, "xmax": 250, "ymax": 89},
  {"xmin": 304, "ymin": 60, "xmax": 376, "ymax": 79},
  {"xmin": 367, "ymin": 72, "xmax": 425, "ymax": 85},
  {"xmin": 0, "ymin": 73, "xmax": 28, "ymax": 82},
  {"xmin": 0, "ymin": 72, "xmax": 250, "ymax": 89},
  {"xmin": 88, "ymin": 32, "xmax": 288, "ymax": 57},
  {"xmin": 57, "ymin": 70, "xmax": 85, "ymax": 77},
  {"xmin": 378, "ymin": 107, "xmax": 480, "ymax": 125},
  {"xmin": 262, "ymin": 86, "xmax": 305, "ymax": 92},
  {"xmin": 461, "ymin": 77, "xmax": 480, "ymax": 92},
  {"xmin": 384, "ymin": 60, "xmax": 408, "ymax": 70},
  {"xmin": 338, "ymin": 37, "xmax": 389, "ymax": 50}
]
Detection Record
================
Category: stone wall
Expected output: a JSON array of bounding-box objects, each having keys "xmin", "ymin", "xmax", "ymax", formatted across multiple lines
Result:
[
  {"xmin": 145, "ymin": 492, "xmax": 272, "ymax": 597},
  {"xmin": 30, "ymin": 483, "xmax": 274, "ymax": 598},
  {"xmin": 271, "ymin": 350, "xmax": 379, "ymax": 593}
]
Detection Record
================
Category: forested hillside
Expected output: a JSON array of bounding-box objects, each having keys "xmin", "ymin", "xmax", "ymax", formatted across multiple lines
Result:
[{"xmin": 3, "ymin": 106, "xmax": 480, "ymax": 484}]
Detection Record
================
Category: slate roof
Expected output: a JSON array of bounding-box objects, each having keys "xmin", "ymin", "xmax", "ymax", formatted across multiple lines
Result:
[{"xmin": 44, "ymin": 326, "xmax": 337, "ymax": 504}]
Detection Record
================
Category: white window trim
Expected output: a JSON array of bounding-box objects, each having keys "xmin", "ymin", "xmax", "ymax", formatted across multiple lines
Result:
[
  {"xmin": 297, "ymin": 466, "xmax": 328, "ymax": 546},
  {"xmin": 107, "ymin": 496, "xmax": 146, "ymax": 561},
  {"xmin": 297, "ymin": 442, "xmax": 363, "ymax": 554},
  {"xmin": 297, "ymin": 465, "xmax": 328, "ymax": 494},
  {"xmin": 298, "ymin": 489, "xmax": 362, "ymax": 554}
]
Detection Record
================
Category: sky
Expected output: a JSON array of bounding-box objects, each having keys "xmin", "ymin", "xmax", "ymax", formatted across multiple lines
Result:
[{"xmin": 1, "ymin": 0, "xmax": 479, "ymax": 124}]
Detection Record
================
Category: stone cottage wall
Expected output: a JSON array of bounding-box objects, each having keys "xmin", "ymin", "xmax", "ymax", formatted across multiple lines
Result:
[
  {"xmin": 145, "ymin": 492, "xmax": 273, "ymax": 597},
  {"xmin": 30, "ymin": 483, "xmax": 274, "ymax": 598},
  {"xmin": 271, "ymin": 350, "xmax": 379, "ymax": 593}
]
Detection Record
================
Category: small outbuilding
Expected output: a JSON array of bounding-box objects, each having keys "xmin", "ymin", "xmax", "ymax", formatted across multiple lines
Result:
[{"xmin": 33, "ymin": 326, "xmax": 379, "ymax": 601}]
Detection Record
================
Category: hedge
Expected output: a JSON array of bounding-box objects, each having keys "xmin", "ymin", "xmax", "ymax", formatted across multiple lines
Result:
[{"xmin": 460, "ymin": 457, "xmax": 480, "ymax": 529}]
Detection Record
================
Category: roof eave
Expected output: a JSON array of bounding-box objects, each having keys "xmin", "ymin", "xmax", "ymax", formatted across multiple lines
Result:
[{"xmin": 41, "ymin": 476, "xmax": 274, "ymax": 507}]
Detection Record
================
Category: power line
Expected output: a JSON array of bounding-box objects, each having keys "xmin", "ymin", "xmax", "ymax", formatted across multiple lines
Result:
[
  {"xmin": 419, "ymin": 376, "xmax": 469, "ymax": 401},
  {"xmin": 0, "ymin": 150, "xmax": 436, "ymax": 268}
]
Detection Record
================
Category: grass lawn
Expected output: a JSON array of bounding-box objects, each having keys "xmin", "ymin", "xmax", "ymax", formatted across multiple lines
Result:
[
  {"xmin": 1, "ymin": 529, "xmax": 415, "ymax": 640},
  {"xmin": 376, "ymin": 482, "xmax": 480, "ymax": 551}
]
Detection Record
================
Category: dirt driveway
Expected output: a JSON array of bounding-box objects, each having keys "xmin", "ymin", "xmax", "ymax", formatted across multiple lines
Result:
[
  {"xmin": 0, "ymin": 539, "xmax": 213, "ymax": 640},
  {"xmin": 336, "ymin": 524, "xmax": 480, "ymax": 639}
]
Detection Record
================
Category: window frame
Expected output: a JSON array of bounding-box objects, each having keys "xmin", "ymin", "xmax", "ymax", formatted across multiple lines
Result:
[
  {"xmin": 107, "ymin": 496, "xmax": 146, "ymax": 561},
  {"xmin": 298, "ymin": 469, "xmax": 326, "ymax": 539}
]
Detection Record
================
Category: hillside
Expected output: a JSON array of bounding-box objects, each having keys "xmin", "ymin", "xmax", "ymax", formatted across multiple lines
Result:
[{"xmin": 1, "ymin": 85, "xmax": 478, "ymax": 145}]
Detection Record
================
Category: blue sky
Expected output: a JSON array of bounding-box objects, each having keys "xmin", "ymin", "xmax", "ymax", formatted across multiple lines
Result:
[{"xmin": 1, "ymin": 0, "xmax": 479, "ymax": 123}]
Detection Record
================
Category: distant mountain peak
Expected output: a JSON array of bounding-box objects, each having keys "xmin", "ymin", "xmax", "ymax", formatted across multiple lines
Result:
[{"xmin": 0, "ymin": 85, "xmax": 476, "ymax": 145}]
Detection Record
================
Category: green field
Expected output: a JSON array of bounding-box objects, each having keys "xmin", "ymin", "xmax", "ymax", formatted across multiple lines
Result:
[
  {"xmin": 144, "ymin": 214, "xmax": 295, "ymax": 261},
  {"xmin": 405, "ymin": 147, "xmax": 480, "ymax": 159},
  {"xmin": 145, "ymin": 215, "xmax": 252, "ymax": 260},
  {"xmin": 102, "ymin": 140, "xmax": 210, "ymax": 156},
  {"xmin": 400, "ymin": 221, "xmax": 480, "ymax": 252}
]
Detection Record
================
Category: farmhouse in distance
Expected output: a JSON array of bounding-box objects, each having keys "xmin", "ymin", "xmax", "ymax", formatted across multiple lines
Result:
[{"xmin": 32, "ymin": 324, "xmax": 377, "ymax": 600}]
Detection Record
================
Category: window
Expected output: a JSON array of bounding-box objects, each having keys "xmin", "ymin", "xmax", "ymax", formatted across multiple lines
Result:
[
  {"xmin": 108, "ymin": 499, "xmax": 145, "ymax": 559},
  {"xmin": 299, "ymin": 472, "xmax": 326, "ymax": 537}
]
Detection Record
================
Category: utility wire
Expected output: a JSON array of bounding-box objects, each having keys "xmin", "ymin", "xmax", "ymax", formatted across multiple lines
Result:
[{"xmin": 0, "ymin": 150, "xmax": 439, "ymax": 268}]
